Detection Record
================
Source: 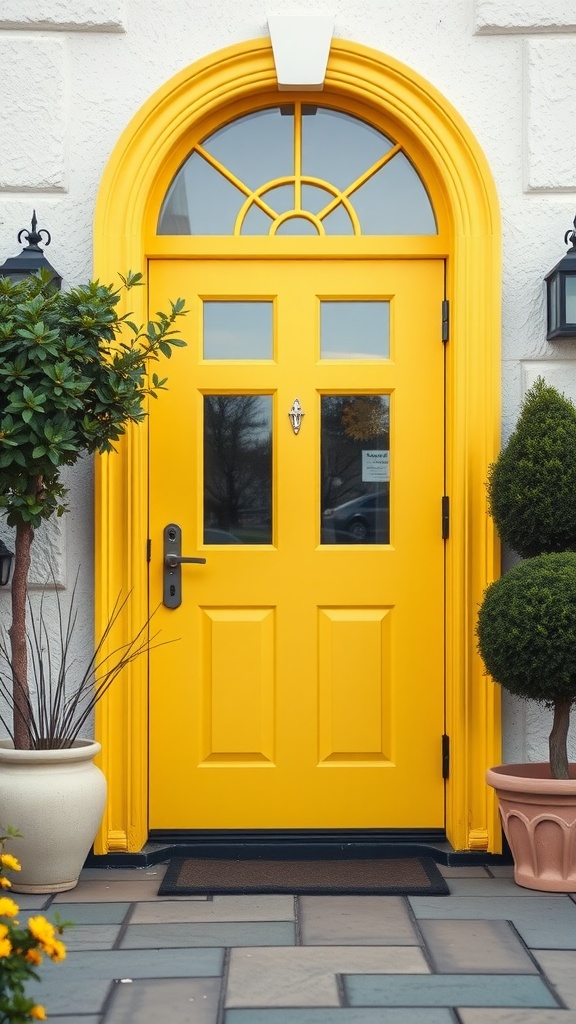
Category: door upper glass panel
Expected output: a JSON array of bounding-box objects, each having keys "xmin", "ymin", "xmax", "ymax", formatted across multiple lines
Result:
[
  {"xmin": 320, "ymin": 301, "xmax": 390, "ymax": 360},
  {"xmin": 203, "ymin": 302, "xmax": 273, "ymax": 359},
  {"xmin": 158, "ymin": 104, "xmax": 437, "ymax": 237}
]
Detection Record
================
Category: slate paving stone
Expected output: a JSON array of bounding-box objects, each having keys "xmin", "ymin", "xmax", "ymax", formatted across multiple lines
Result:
[
  {"xmin": 419, "ymin": 919, "xmax": 538, "ymax": 973},
  {"xmin": 409, "ymin": 895, "xmax": 576, "ymax": 947},
  {"xmin": 438, "ymin": 865, "xmax": 490, "ymax": 878},
  {"xmin": 122, "ymin": 920, "xmax": 296, "ymax": 947},
  {"xmin": 226, "ymin": 947, "xmax": 430, "ymax": 1008},
  {"xmin": 345, "ymin": 973, "xmax": 560, "ymax": 1008},
  {"xmin": 26, "ymin": 973, "xmax": 112, "ymax": 1016},
  {"xmin": 46, "ymin": 901, "xmax": 130, "ymax": 924},
  {"xmin": 532, "ymin": 949, "xmax": 576, "ymax": 1008},
  {"xmin": 459, "ymin": 1012, "xmax": 576, "ymax": 1023},
  {"xmin": 52, "ymin": 879, "xmax": 207, "ymax": 902},
  {"xmin": 130, "ymin": 894, "xmax": 295, "ymax": 924},
  {"xmin": 106, "ymin": 976, "xmax": 221, "ymax": 1024},
  {"xmin": 7, "ymin": 892, "xmax": 51, "ymax": 910},
  {"xmin": 80, "ymin": 866, "xmax": 167, "ymax": 880},
  {"xmin": 58, "ymin": 923, "xmax": 121, "ymax": 950},
  {"xmin": 225, "ymin": 1011, "xmax": 455, "ymax": 1024},
  {"xmin": 299, "ymin": 896, "xmax": 420, "ymax": 946},
  {"xmin": 48, "ymin": 1018, "xmax": 101, "ymax": 1024},
  {"xmin": 445, "ymin": 877, "xmax": 564, "ymax": 897},
  {"xmin": 36, "ymin": 946, "xmax": 224, "ymax": 980}
]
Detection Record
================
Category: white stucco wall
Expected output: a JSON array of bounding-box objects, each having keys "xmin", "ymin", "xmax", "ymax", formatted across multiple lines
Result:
[{"xmin": 0, "ymin": 0, "xmax": 575, "ymax": 762}]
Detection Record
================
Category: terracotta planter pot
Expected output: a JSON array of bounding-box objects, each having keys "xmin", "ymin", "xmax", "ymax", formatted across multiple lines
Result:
[
  {"xmin": 487, "ymin": 763, "xmax": 576, "ymax": 891},
  {"xmin": 0, "ymin": 739, "xmax": 107, "ymax": 894}
]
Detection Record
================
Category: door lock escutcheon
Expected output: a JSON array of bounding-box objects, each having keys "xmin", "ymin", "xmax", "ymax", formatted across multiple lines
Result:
[{"xmin": 163, "ymin": 523, "xmax": 206, "ymax": 609}]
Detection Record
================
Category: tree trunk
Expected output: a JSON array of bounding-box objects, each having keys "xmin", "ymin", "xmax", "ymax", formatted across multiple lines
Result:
[
  {"xmin": 9, "ymin": 520, "xmax": 34, "ymax": 749},
  {"xmin": 549, "ymin": 698, "xmax": 572, "ymax": 780}
]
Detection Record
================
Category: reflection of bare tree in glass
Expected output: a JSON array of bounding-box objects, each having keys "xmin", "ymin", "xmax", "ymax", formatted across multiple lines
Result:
[
  {"xmin": 322, "ymin": 396, "xmax": 389, "ymax": 510},
  {"xmin": 204, "ymin": 396, "xmax": 272, "ymax": 537}
]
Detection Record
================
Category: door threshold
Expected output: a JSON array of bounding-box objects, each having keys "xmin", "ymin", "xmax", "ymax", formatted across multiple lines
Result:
[{"xmin": 85, "ymin": 829, "xmax": 512, "ymax": 867}]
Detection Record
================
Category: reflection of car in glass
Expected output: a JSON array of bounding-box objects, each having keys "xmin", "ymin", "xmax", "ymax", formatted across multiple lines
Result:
[
  {"xmin": 204, "ymin": 528, "xmax": 243, "ymax": 544},
  {"xmin": 323, "ymin": 490, "xmax": 389, "ymax": 543}
]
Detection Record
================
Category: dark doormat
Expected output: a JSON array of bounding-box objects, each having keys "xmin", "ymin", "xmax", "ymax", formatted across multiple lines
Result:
[{"xmin": 157, "ymin": 855, "xmax": 449, "ymax": 896}]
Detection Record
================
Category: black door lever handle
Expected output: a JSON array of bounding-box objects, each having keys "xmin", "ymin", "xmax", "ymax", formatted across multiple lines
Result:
[{"xmin": 163, "ymin": 524, "xmax": 206, "ymax": 608}]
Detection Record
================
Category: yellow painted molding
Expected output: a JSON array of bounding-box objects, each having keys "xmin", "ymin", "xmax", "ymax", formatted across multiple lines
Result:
[
  {"xmin": 106, "ymin": 830, "xmax": 129, "ymax": 853},
  {"xmin": 94, "ymin": 36, "xmax": 501, "ymax": 853},
  {"xmin": 468, "ymin": 828, "xmax": 490, "ymax": 851}
]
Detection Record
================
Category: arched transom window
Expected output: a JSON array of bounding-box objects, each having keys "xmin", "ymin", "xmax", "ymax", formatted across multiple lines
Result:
[{"xmin": 158, "ymin": 103, "xmax": 437, "ymax": 237}]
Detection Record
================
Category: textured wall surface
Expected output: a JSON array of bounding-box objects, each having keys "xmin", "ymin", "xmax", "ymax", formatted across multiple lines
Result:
[
  {"xmin": 0, "ymin": 0, "xmax": 575, "ymax": 764},
  {"xmin": 0, "ymin": 1, "xmax": 126, "ymax": 31},
  {"xmin": 0, "ymin": 37, "xmax": 66, "ymax": 190},
  {"xmin": 475, "ymin": 0, "xmax": 576, "ymax": 32}
]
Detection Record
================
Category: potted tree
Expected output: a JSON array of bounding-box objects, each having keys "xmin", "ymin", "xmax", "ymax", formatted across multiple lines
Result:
[
  {"xmin": 0, "ymin": 265, "xmax": 186, "ymax": 892},
  {"xmin": 477, "ymin": 377, "xmax": 576, "ymax": 890}
]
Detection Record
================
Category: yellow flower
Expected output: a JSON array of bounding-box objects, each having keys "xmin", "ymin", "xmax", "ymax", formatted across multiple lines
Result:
[
  {"xmin": 0, "ymin": 853, "xmax": 21, "ymax": 872},
  {"xmin": 0, "ymin": 897, "xmax": 19, "ymax": 918},
  {"xmin": 27, "ymin": 916, "xmax": 56, "ymax": 948},
  {"xmin": 48, "ymin": 939, "xmax": 66, "ymax": 962},
  {"xmin": 30, "ymin": 1006, "xmax": 47, "ymax": 1020},
  {"xmin": 0, "ymin": 937, "xmax": 12, "ymax": 957},
  {"xmin": 25, "ymin": 948, "xmax": 43, "ymax": 966},
  {"xmin": 0, "ymin": 876, "xmax": 12, "ymax": 888}
]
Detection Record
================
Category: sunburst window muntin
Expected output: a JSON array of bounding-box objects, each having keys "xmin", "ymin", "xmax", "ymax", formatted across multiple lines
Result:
[{"xmin": 157, "ymin": 103, "xmax": 437, "ymax": 237}]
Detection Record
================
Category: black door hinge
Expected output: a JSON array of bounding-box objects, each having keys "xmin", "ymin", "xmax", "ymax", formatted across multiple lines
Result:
[
  {"xmin": 146, "ymin": 538, "xmax": 152, "ymax": 563},
  {"xmin": 442, "ymin": 734, "xmax": 450, "ymax": 779},
  {"xmin": 441, "ymin": 496, "xmax": 450, "ymax": 540},
  {"xmin": 442, "ymin": 299, "xmax": 449, "ymax": 343}
]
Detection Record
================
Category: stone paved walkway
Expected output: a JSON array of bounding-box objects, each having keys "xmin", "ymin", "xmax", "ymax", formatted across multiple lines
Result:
[{"xmin": 15, "ymin": 863, "xmax": 576, "ymax": 1022}]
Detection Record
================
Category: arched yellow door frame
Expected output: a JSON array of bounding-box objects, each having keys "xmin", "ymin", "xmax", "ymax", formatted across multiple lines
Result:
[{"xmin": 94, "ymin": 37, "xmax": 501, "ymax": 854}]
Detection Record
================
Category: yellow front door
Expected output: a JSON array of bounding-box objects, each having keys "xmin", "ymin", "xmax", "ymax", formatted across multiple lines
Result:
[{"xmin": 148, "ymin": 256, "xmax": 445, "ymax": 830}]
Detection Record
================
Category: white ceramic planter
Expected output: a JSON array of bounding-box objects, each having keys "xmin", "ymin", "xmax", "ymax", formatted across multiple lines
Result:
[{"xmin": 0, "ymin": 739, "xmax": 107, "ymax": 894}]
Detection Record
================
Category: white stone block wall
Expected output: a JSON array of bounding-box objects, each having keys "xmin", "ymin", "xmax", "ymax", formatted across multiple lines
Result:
[{"xmin": 0, "ymin": 0, "xmax": 575, "ymax": 762}]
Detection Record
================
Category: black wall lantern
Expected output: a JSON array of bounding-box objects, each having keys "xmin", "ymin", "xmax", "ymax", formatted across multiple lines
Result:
[
  {"xmin": 545, "ymin": 215, "xmax": 576, "ymax": 341},
  {"xmin": 0, "ymin": 540, "xmax": 14, "ymax": 587},
  {"xmin": 0, "ymin": 210, "xmax": 62, "ymax": 291}
]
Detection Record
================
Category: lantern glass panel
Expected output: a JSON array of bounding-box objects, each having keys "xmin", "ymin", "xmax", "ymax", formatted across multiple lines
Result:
[
  {"xmin": 566, "ymin": 276, "xmax": 576, "ymax": 325},
  {"xmin": 548, "ymin": 273, "xmax": 560, "ymax": 335}
]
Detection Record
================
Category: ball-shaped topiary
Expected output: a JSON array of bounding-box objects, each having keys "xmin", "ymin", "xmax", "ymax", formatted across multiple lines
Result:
[
  {"xmin": 487, "ymin": 378, "xmax": 576, "ymax": 558},
  {"xmin": 477, "ymin": 551, "xmax": 576, "ymax": 778}
]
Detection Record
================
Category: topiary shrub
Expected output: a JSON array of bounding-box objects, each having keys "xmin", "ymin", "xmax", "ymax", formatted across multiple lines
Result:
[
  {"xmin": 477, "ymin": 551, "xmax": 576, "ymax": 779},
  {"xmin": 487, "ymin": 377, "xmax": 576, "ymax": 558}
]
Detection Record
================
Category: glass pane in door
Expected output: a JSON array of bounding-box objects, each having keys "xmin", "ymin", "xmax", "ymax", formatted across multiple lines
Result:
[
  {"xmin": 204, "ymin": 395, "xmax": 272, "ymax": 544},
  {"xmin": 156, "ymin": 105, "xmax": 437, "ymax": 237},
  {"xmin": 203, "ymin": 302, "xmax": 273, "ymax": 359},
  {"xmin": 321, "ymin": 395, "xmax": 390, "ymax": 544},
  {"xmin": 320, "ymin": 301, "xmax": 390, "ymax": 359}
]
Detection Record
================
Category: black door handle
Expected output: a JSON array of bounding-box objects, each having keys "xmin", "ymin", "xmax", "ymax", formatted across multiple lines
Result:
[{"xmin": 163, "ymin": 524, "xmax": 206, "ymax": 608}]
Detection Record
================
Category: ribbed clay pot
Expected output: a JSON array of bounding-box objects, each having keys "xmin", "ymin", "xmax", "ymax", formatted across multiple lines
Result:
[
  {"xmin": 0, "ymin": 739, "xmax": 107, "ymax": 894},
  {"xmin": 487, "ymin": 763, "xmax": 576, "ymax": 892}
]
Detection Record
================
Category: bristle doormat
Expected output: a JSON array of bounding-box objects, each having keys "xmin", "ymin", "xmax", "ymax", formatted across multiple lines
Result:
[{"xmin": 157, "ymin": 855, "xmax": 449, "ymax": 896}]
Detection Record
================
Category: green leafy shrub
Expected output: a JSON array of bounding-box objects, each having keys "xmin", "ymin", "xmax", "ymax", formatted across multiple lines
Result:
[
  {"xmin": 0, "ymin": 269, "xmax": 187, "ymax": 749},
  {"xmin": 487, "ymin": 378, "xmax": 576, "ymax": 557},
  {"xmin": 477, "ymin": 551, "xmax": 576, "ymax": 778}
]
